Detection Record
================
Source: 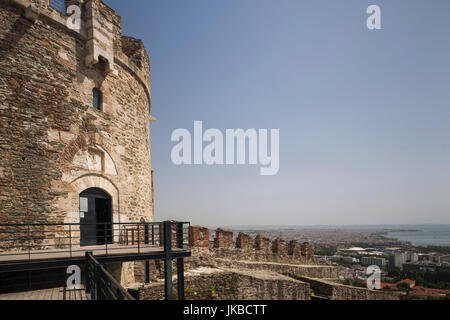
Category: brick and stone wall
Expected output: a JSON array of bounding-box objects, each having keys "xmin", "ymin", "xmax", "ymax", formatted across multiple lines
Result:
[
  {"xmin": 288, "ymin": 240, "xmax": 302, "ymax": 258},
  {"xmin": 255, "ymin": 234, "xmax": 271, "ymax": 252},
  {"xmin": 213, "ymin": 228, "xmax": 233, "ymax": 248},
  {"xmin": 301, "ymin": 242, "xmax": 314, "ymax": 260},
  {"xmin": 130, "ymin": 268, "xmax": 311, "ymax": 301},
  {"xmin": 272, "ymin": 238, "xmax": 287, "ymax": 255},
  {"xmin": 187, "ymin": 227, "xmax": 317, "ymax": 265},
  {"xmin": 0, "ymin": 0, "xmax": 153, "ymax": 285},
  {"xmin": 214, "ymin": 258, "xmax": 338, "ymax": 279},
  {"xmin": 132, "ymin": 246, "xmax": 400, "ymax": 300},
  {"xmin": 189, "ymin": 226, "xmax": 210, "ymax": 248},
  {"xmin": 290, "ymin": 276, "xmax": 402, "ymax": 300},
  {"xmin": 0, "ymin": 0, "xmax": 153, "ymax": 232},
  {"xmin": 236, "ymin": 232, "xmax": 253, "ymax": 250}
]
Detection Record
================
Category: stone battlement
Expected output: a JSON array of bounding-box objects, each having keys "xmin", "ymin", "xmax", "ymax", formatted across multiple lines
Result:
[
  {"xmin": 4, "ymin": 0, "xmax": 151, "ymax": 109},
  {"xmin": 189, "ymin": 226, "xmax": 317, "ymax": 264}
]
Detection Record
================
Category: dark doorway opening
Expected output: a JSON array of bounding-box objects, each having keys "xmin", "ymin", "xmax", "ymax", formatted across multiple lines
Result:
[{"xmin": 79, "ymin": 188, "xmax": 112, "ymax": 247}]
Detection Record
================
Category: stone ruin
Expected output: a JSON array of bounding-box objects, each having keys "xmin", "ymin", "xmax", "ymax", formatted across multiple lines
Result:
[
  {"xmin": 188, "ymin": 226, "xmax": 316, "ymax": 264},
  {"xmin": 189, "ymin": 225, "xmax": 210, "ymax": 248},
  {"xmin": 131, "ymin": 226, "xmax": 401, "ymax": 301},
  {"xmin": 213, "ymin": 228, "xmax": 234, "ymax": 249},
  {"xmin": 236, "ymin": 232, "xmax": 253, "ymax": 251}
]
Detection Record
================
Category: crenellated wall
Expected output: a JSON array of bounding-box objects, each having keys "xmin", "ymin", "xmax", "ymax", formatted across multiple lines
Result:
[
  {"xmin": 213, "ymin": 228, "xmax": 233, "ymax": 248},
  {"xmin": 130, "ymin": 268, "xmax": 312, "ymax": 301},
  {"xmin": 236, "ymin": 232, "xmax": 253, "ymax": 251},
  {"xmin": 188, "ymin": 226, "xmax": 317, "ymax": 265}
]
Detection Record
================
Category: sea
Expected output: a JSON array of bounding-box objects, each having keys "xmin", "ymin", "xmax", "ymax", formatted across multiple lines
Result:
[
  {"xmin": 385, "ymin": 225, "xmax": 450, "ymax": 247},
  {"xmin": 229, "ymin": 224, "xmax": 450, "ymax": 247}
]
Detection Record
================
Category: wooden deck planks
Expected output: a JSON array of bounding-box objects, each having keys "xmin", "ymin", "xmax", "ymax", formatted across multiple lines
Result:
[
  {"xmin": 0, "ymin": 244, "xmax": 186, "ymax": 264},
  {"xmin": 0, "ymin": 287, "xmax": 87, "ymax": 300}
]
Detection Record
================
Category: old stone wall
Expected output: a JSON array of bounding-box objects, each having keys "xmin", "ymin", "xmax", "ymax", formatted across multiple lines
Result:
[
  {"xmin": 271, "ymin": 238, "xmax": 287, "ymax": 255},
  {"xmin": 188, "ymin": 227, "xmax": 318, "ymax": 265},
  {"xmin": 133, "ymin": 247, "xmax": 337, "ymax": 284},
  {"xmin": 132, "ymin": 247, "xmax": 401, "ymax": 300},
  {"xmin": 189, "ymin": 225, "xmax": 210, "ymax": 248},
  {"xmin": 0, "ymin": 0, "xmax": 153, "ymax": 241},
  {"xmin": 255, "ymin": 234, "xmax": 271, "ymax": 252},
  {"xmin": 214, "ymin": 258, "xmax": 339, "ymax": 279},
  {"xmin": 236, "ymin": 232, "xmax": 253, "ymax": 250},
  {"xmin": 130, "ymin": 268, "xmax": 311, "ymax": 301},
  {"xmin": 290, "ymin": 276, "xmax": 401, "ymax": 300},
  {"xmin": 213, "ymin": 228, "xmax": 233, "ymax": 248}
]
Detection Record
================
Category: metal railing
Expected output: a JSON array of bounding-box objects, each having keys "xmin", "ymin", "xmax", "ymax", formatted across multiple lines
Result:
[
  {"xmin": 85, "ymin": 251, "xmax": 135, "ymax": 300},
  {"xmin": 0, "ymin": 221, "xmax": 190, "ymax": 261}
]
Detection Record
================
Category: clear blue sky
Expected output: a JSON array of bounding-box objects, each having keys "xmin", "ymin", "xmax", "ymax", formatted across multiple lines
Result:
[{"xmin": 105, "ymin": 0, "xmax": 450, "ymax": 226}]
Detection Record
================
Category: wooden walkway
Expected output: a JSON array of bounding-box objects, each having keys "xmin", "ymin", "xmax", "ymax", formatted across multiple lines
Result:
[
  {"xmin": 0, "ymin": 244, "xmax": 187, "ymax": 264},
  {"xmin": 0, "ymin": 287, "xmax": 87, "ymax": 300}
]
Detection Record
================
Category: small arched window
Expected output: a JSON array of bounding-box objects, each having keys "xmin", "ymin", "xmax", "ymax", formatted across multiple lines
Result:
[{"xmin": 92, "ymin": 88, "xmax": 102, "ymax": 110}]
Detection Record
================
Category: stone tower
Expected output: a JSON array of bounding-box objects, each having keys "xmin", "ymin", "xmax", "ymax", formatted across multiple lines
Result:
[{"xmin": 0, "ymin": 0, "xmax": 154, "ymax": 229}]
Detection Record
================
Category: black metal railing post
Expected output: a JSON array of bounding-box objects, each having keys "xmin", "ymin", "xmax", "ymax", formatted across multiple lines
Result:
[
  {"xmin": 95, "ymin": 262, "xmax": 100, "ymax": 300},
  {"xmin": 105, "ymin": 224, "xmax": 108, "ymax": 255},
  {"xmin": 138, "ymin": 224, "xmax": 141, "ymax": 255},
  {"xmin": 144, "ymin": 223, "xmax": 150, "ymax": 284},
  {"xmin": 163, "ymin": 221, "xmax": 173, "ymax": 300},
  {"xmin": 85, "ymin": 252, "xmax": 91, "ymax": 298},
  {"xmin": 151, "ymin": 224, "xmax": 155, "ymax": 245},
  {"xmin": 28, "ymin": 225, "xmax": 31, "ymax": 262},
  {"xmin": 176, "ymin": 222, "xmax": 185, "ymax": 300},
  {"xmin": 85, "ymin": 251, "xmax": 135, "ymax": 301}
]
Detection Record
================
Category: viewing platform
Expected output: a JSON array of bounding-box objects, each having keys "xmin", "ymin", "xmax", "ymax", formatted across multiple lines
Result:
[{"xmin": 0, "ymin": 221, "xmax": 191, "ymax": 300}]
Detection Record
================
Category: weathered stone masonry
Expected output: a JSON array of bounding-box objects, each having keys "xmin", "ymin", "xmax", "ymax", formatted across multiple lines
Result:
[
  {"xmin": 187, "ymin": 226, "xmax": 317, "ymax": 265},
  {"xmin": 0, "ymin": 0, "xmax": 153, "ymax": 237}
]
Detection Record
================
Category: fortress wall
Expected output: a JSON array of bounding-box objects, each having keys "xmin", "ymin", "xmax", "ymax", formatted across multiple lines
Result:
[
  {"xmin": 213, "ymin": 258, "xmax": 339, "ymax": 279},
  {"xmin": 0, "ymin": 0, "xmax": 153, "ymax": 236},
  {"xmin": 289, "ymin": 276, "xmax": 402, "ymax": 300},
  {"xmin": 130, "ymin": 268, "xmax": 311, "ymax": 301},
  {"xmin": 188, "ymin": 226, "xmax": 317, "ymax": 265},
  {"xmin": 133, "ymin": 248, "xmax": 337, "ymax": 284}
]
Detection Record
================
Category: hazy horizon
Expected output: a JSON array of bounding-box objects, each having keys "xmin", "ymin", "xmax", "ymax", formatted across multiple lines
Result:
[
  {"xmin": 209, "ymin": 223, "xmax": 450, "ymax": 229},
  {"xmin": 105, "ymin": 0, "xmax": 450, "ymax": 226}
]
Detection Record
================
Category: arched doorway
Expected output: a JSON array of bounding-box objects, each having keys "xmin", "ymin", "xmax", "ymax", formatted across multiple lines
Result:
[{"xmin": 79, "ymin": 188, "xmax": 112, "ymax": 246}]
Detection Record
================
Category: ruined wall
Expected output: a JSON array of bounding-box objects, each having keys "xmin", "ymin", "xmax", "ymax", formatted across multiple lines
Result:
[
  {"xmin": 290, "ymin": 276, "xmax": 402, "ymax": 301},
  {"xmin": 213, "ymin": 257, "xmax": 339, "ymax": 279},
  {"xmin": 236, "ymin": 232, "xmax": 253, "ymax": 250},
  {"xmin": 188, "ymin": 227, "xmax": 317, "ymax": 265},
  {"xmin": 189, "ymin": 225, "xmax": 210, "ymax": 248},
  {"xmin": 213, "ymin": 228, "xmax": 233, "ymax": 249},
  {"xmin": 131, "ymin": 268, "xmax": 311, "ymax": 301},
  {"xmin": 0, "ymin": 0, "xmax": 153, "ymax": 236}
]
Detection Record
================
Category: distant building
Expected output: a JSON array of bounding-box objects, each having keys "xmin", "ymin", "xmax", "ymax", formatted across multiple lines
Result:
[
  {"xmin": 411, "ymin": 286, "xmax": 450, "ymax": 299},
  {"xmin": 406, "ymin": 252, "xmax": 419, "ymax": 263},
  {"xmin": 331, "ymin": 255, "xmax": 359, "ymax": 264},
  {"xmin": 361, "ymin": 257, "xmax": 387, "ymax": 267},
  {"xmin": 389, "ymin": 252, "xmax": 406, "ymax": 269},
  {"xmin": 397, "ymin": 279, "xmax": 416, "ymax": 289}
]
